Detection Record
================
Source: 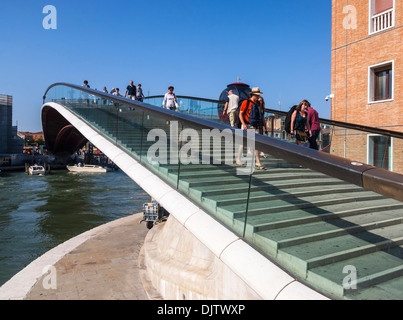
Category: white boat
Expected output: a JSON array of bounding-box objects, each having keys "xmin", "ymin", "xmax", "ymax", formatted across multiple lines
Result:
[
  {"xmin": 66, "ymin": 164, "xmax": 111, "ymax": 173},
  {"xmin": 28, "ymin": 165, "xmax": 46, "ymax": 176}
]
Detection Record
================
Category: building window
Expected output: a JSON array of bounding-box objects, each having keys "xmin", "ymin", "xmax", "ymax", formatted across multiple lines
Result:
[
  {"xmin": 374, "ymin": 66, "xmax": 392, "ymax": 101},
  {"xmin": 369, "ymin": 0, "xmax": 394, "ymax": 34},
  {"xmin": 367, "ymin": 135, "xmax": 392, "ymax": 171},
  {"xmin": 368, "ymin": 61, "xmax": 393, "ymax": 103}
]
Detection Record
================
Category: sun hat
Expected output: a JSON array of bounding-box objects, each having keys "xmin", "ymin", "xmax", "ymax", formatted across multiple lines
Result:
[{"xmin": 250, "ymin": 87, "xmax": 263, "ymax": 95}]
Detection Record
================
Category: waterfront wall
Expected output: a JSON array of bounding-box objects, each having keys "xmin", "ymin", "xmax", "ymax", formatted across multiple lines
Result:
[
  {"xmin": 0, "ymin": 154, "xmax": 48, "ymax": 168},
  {"xmin": 142, "ymin": 215, "xmax": 328, "ymax": 300},
  {"xmin": 142, "ymin": 216, "xmax": 260, "ymax": 300}
]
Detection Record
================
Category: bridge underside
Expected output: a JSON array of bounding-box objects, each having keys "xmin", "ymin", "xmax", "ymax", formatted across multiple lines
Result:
[{"xmin": 42, "ymin": 106, "xmax": 88, "ymax": 162}]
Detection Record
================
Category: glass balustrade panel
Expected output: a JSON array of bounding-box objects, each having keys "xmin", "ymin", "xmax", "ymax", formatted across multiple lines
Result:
[{"xmin": 139, "ymin": 112, "xmax": 182, "ymax": 189}]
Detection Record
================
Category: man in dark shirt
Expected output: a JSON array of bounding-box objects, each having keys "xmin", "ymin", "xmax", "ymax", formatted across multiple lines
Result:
[
  {"xmin": 306, "ymin": 103, "xmax": 321, "ymax": 150},
  {"xmin": 125, "ymin": 80, "xmax": 136, "ymax": 100}
]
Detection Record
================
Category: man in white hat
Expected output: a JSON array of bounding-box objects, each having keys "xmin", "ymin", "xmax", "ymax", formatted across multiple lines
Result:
[{"xmin": 237, "ymin": 87, "xmax": 266, "ymax": 170}]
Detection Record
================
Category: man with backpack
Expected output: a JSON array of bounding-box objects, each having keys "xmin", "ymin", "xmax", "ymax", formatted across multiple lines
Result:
[{"xmin": 237, "ymin": 87, "xmax": 267, "ymax": 170}]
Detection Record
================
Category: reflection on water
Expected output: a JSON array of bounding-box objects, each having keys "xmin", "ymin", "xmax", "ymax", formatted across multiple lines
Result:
[{"xmin": 0, "ymin": 170, "xmax": 149, "ymax": 286}]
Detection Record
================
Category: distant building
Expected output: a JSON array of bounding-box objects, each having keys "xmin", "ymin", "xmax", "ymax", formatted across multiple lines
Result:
[
  {"xmin": 18, "ymin": 131, "xmax": 44, "ymax": 141},
  {"xmin": 0, "ymin": 94, "xmax": 24, "ymax": 166},
  {"xmin": 0, "ymin": 94, "xmax": 23, "ymax": 155},
  {"xmin": 331, "ymin": 0, "xmax": 402, "ymax": 173},
  {"xmin": 0, "ymin": 94, "xmax": 12, "ymax": 154}
]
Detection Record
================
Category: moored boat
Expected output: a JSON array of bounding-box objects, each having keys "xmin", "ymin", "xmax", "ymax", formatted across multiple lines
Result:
[
  {"xmin": 28, "ymin": 165, "xmax": 46, "ymax": 176},
  {"xmin": 66, "ymin": 164, "xmax": 111, "ymax": 173}
]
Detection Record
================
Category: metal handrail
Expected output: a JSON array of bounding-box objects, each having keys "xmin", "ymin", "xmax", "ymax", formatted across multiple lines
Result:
[
  {"xmin": 43, "ymin": 83, "xmax": 403, "ymax": 201},
  {"xmin": 145, "ymin": 95, "xmax": 403, "ymax": 139},
  {"xmin": 146, "ymin": 94, "xmax": 223, "ymax": 104}
]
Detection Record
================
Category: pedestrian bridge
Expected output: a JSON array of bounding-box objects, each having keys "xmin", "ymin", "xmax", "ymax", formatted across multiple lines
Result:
[{"xmin": 42, "ymin": 83, "xmax": 403, "ymax": 300}]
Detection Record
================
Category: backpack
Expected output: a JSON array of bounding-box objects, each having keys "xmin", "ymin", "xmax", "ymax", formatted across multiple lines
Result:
[
  {"xmin": 248, "ymin": 100, "xmax": 263, "ymax": 128},
  {"xmin": 284, "ymin": 105, "xmax": 298, "ymax": 134},
  {"xmin": 237, "ymin": 100, "xmax": 262, "ymax": 128}
]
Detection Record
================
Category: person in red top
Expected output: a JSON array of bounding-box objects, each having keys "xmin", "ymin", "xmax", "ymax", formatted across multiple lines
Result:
[
  {"xmin": 239, "ymin": 88, "xmax": 267, "ymax": 131},
  {"xmin": 305, "ymin": 101, "xmax": 321, "ymax": 150},
  {"xmin": 237, "ymin": 87, "xmax": 267, "ymax": 170}
]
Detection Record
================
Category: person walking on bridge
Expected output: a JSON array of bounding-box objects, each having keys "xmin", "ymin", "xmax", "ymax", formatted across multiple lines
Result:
[
  {"xmin": 237, "ymin": 87, "xmax": 267, "ymax": 170},
  {"xmin": 136, "ymin": 84, "xmax": 144, "ymax": 102},
  {"xmin": 125, "ymin": 81, "xmax": 137, "ymax": 100},
  {"xmin": 163, "ymin": 86, "xmax": 178, "ymax": 111},
  {"xmin": 223, "ymin": 90, "xmax": 239, "ymax": 127},
  {"xmin": 113, "ymin": 88, "xmax": 123, "ymax": 97},
  {"xmin": 306, "ymin": 101, "xmax": 321, "ymax": 150},
  {"xmin": 290, "ymin": 100, "xmax": 311, "ymax": 146}
]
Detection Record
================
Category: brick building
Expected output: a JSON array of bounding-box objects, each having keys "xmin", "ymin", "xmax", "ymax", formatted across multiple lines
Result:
[
  {"xmin": 17, "ymin": 131, "xmax": 44, "ymax": 141},
  {"xmin": 331, "ymin": 0, "xmax": 402, "ymax": 173}
]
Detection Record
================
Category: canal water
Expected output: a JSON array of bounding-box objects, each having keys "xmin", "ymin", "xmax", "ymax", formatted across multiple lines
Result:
[{"xmin": 0, "ymin": 169, "xmax": 149, "ymax": 287}]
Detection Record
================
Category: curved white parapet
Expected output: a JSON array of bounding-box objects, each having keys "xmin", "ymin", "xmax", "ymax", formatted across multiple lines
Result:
[{"xmin": 2, "ymin": 102, "xmax": 328, "ymax": 300}]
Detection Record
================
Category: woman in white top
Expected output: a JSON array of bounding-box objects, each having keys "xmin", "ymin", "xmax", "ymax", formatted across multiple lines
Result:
[{"xmin": 163, "ymin": 86, "xmax": 177, "ymax": 110}]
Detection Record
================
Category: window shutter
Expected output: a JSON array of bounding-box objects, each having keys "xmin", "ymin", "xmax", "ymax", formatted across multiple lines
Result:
[{"xmin": 375, "ymin": 0, "xmax": 393, "ymax": 14}]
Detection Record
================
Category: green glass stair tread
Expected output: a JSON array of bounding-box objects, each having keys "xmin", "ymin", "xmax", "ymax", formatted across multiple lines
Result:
[
  {"xmin": 218, "ymin": 196, "xmax": 387, "ymax": 224},
  {"xmin": 255, "ymin": 210, "xmax": 403, "ymax": 249},
  {"xmin": 183, "ymin": 173, "xmax": 330, "ymax": 187},
  {"xmin": 249, "ymin": 228, "xmax": 403, "ymax": 299},
  {"xmin": 203, "ymin": 184, "xmax": 350, "ymax": 202},
  {"xmin": 176, "ymin": 161, "xmax": 312, "ymax": 171},
  {"xmin": 177, "ymin": 168, "xmax": 244, "ymax": 178},
  {"xmin": 164, "ymin": 164, "xmax": 230, "ymax": 172},
  {"xmin": 202, "ymin": 182, "xmax": 352, "ymax": 201},
  {"xmin": 222, "ymin": 190, "xmax": 384, "ymax": 213},
  {"xmin": 183, "ymin": 172, "xmax": 326, "ymax": 185},
  {"xmin": 277, "ymin": 224, "xmax": 403, "ymax": 265},
  {"xmin": 254, "ymin": 204, "xmax": 403, "ymax": 236},
  {"xmin": 275, "ymin": 237, "xmax": 403, "ymax": 295},
  {"xmin": 212, "ymin": 185, "xmax": 363, "ymax": 206},
  {"xmin": 307, "ymin": 246, "xmax": 403, "ymax": 300},
  {"xmin": 344, "ymin": 272, "xmax": 403, "ymax": 300},
  {"xmin": 242, "ymin": 200, "xmax": 403, "ymax": 231},
  {"xmin": 167, "ymin": 164, "xmax": 311, "ymax": 175},
  {"xmin": 232, "ymin": 194, "xmax": 387, "ymax": 219},
  {"xmin": 198, "ymin": 178, "xmax": 349, "ymax": 196},
  {"xmin": 177, "ymin": 167, "xmax": 312, "ymax": 179}
]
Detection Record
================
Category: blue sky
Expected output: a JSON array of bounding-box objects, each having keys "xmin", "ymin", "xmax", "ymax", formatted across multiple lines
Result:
[{"xmin": 0, "ymin": 0, "xmax": 332, "ymax": 132}]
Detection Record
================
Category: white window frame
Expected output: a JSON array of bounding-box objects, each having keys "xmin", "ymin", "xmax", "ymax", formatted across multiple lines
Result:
[
  {"xmin": 367, "ymin": 134, "xmax": 393, "ymax": 171},
  {"xmin": 368, "ymin": 60, "xmax": 394, "ymax": 104},
  {"xmin": 369, "ymin": 0, "xmax": 395, "ymax": 35}
]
